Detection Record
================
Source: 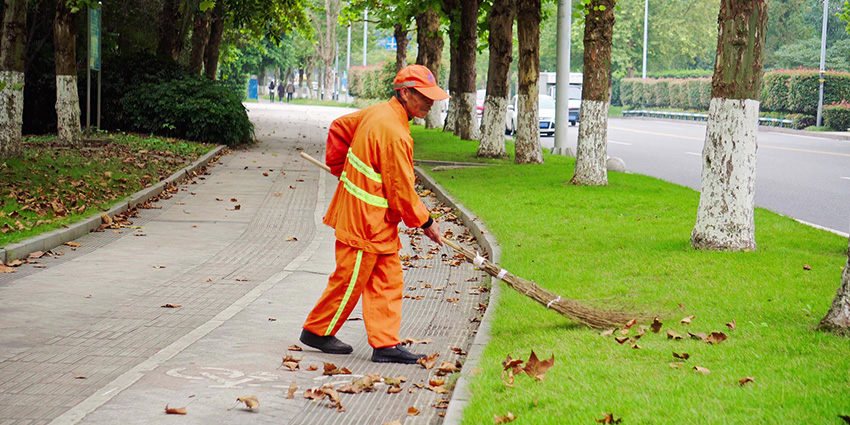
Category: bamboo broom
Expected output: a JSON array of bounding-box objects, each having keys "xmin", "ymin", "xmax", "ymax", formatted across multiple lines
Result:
[{"xmin": 300, "ymin": 152, "xmax": 638, "ymax": 329}]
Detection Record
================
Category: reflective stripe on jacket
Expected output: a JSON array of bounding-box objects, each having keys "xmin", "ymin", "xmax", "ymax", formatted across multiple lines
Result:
[{"xmin": 323, "ymin": 97, "xmax": 431, "ymax": 254}]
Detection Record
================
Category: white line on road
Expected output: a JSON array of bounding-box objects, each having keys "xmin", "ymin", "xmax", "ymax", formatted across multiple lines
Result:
[
  {"xmin": 685, "ymin": 152, "xmax": 701, "ymax": 156},
  {"xmin": 841, "ymin": 177, "xmax": 850, "ymax": 180},
  {"xmin": 609, "ymin": 140, "xmax": 632, "ymax": 146}
]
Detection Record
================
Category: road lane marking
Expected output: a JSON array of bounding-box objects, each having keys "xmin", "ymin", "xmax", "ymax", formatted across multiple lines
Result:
[
  {"xmin": 841, "ymin": 177, "xmax": 850, "ymax": 180},
  {"xmin": 685, "ymin": 152, "xmax": 701, "ymax": 156},
  {"xmin": 609, "ymin": 140, "xmax": 632, "ymax": 145},
  {"xmin": 610, "ymin": 125, "xmax": 850, "ymax": 158}
]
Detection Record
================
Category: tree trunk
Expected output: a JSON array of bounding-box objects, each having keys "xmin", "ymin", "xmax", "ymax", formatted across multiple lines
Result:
[
  {"xmin": 188, "ymin": 8, "xmax": 211, "ymax": 74},
  {"xmin": 477, "ymin": 0, "xmax": 514, "ymax": 158},
  {"xmin": 203, "ymin": 2, "xmax": 226, "ymax": 80},
  {"xmin": 441, "ymin": 0, "xmax": 459, "ymax": 133},
  {"xmin": 454, "ymin": 0, "xmax": 479, "ymax": 141},
  {"xmin": 819, "ymin": 237, "xmax": 850, "ymax": 335},
  {"xmin": 54, "ymin": 0, "xmax": 81, "ymax": 146},
  {"xmin": 570, "ymin": 0, "xmax": 615, "ymax": 185},
  {"xmin": 156, "ymin": 0, "xmax": 181, "ymax": 60},
  {"xmin": 415, "ymin": 8, "xmax": 444, "ymax": 129},
  {"xmin": 691, "ymin": 0, "xmax": 766, "ymax": 252},
  {"xmin": 0, "ymin": 0, "xmax": 26, "ymax": 158},
  {"xmin": 324, "ymin": 61, "xmax": 334, "ymax": 100},
  {"xmin": 394, "ymin": 23, "xmax": 408, "ymax": 73},
  {"xmin": 514, "ymin": 0, "xmax": 543, "ymax": 164}
]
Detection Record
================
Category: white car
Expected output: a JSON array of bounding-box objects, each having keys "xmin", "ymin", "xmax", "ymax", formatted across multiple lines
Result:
[{"xmin": 505, "ymin": 94, "xmax": 558, "ymax": 136}]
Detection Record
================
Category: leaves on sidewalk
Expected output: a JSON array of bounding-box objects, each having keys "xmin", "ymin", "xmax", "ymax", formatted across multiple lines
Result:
[
  {"xmin": 322, "ymin": 362, "xmax": 352, "ymax": 376},
  {"xmin": 228, "ymin": 395, "xmax": 259, "ymax": 411},
  {"xmin": 417, "ymin": 352, "xmax": 440, "ymax": 369},
  {"xmin": 164, "ymin": 404, "xmax": 187, "ymax": 415}
]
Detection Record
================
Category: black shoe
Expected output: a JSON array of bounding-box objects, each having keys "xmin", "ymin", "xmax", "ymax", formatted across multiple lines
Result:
[
  {"xmin": 371, "ymin": 344, "xmax": 425, "ymax": 364},
  {"xmin": 299, "ymin": 329, "xmax": 353, "ymax": 354}
]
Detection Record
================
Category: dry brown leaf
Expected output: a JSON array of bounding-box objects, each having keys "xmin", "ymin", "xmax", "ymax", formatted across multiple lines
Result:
[
  {"xmin": 165, "ymin": 404, "xmax": 187, "ymax": 415},
  {"xmin": 322, "ymin": 362, "xmax": 352, "ymax": 376},
  {"xmin": 288, "ymin": 344, "xmax": 302, "ymax": 351},
  {"xmin": 739, "ymin": 376, "xmax": 755, "ymax": 386},
  {"xmin": 307, "ymin": 364, "xmax": 318, "ymax": 371},
  {"xmin": 429, "ymin": 377, "xmax": 445, "ymax": 387},
  {"xmin": 228, "ymin": 395, "xmax": 259, "ymax": 410},
  {"xmin": 64, "ymin": 241, "xmax": 82, "ymax": 247},
  {"xmin": 726, "ymin": 320, "xmax": 737, "ymax": 330},
  {"xmin": 624, "ymin": 318, "xmax": 637, "ymax": 329},
  {"xmin": 667, "ymin": 329, "xmax": 684, "ymax": 340},
  {"xmin": 285, "ymin": 236, "xmax": 298, "ymax": 241},
  {"xmin": 417, "ymin": 352, "xmax": 440, "ymax": 369},
  {"xmin": 596, "ymin": 412, "xmax": 622, "ymax": 424},
  {"xmin": 650, "ymin": 317, "xmax": 663, "ymax": 333},
  {"xmin": 688, "ymin": 332, "xmax": 709, "ymax": 343},
  {"xmin": 0, "ymin": 265, "xmax": 16, "ymax": 273},
  {"xmin": 287, "ymin": 381, "xmax": 298, "ymax": 399},
  {"xmin": 673, "ymin": 352, "xmax": 690, "ymax": 360},
  {"xmin": 803, "ymin": 264, "xmax": 811, "ymax": 270},
  {"xmin": 161, "ymin": 304, "xmax": 181, "ymax": 308},
  {"xmin": 600, "ymin": 329, "xmax": 615, "ymax": 337},
  {"xmin": 29, "ymin": 251, "xmax": 45, "ymax": 259},
  {"xmin": 693, "ymin": 366, "xmax": 711, "ymax": 375},
  {"xmin": 437, "ymin": 361, "xmax": 461, "ymax": 375},
  {"xmin": 383, "ymin": 421, "xmax": 402, "ymax": 425},
  {"xmin": 451, "ymin": 346, "xmax": 468, "ymax": 356},
  {"xmin": 707, "ymin": 332, "xmax": 728, "ymax": 344},
  {"xmin": 494, "ymin": 411, "xmax": 517, "ymax": 423},
  {"xmin": 387, "ymin": 385, "xmax": 403, "ymax": 394},
  {"xmin": 631, "ymin": 343, "xmax": 642, "ymax": 350},
  {"xmin": 523, "ymin": 350, "xmax": 554, "ymax": 381},
  {"xmin": 407, "ymin": 406, "xmax": 420, "ymax": 416},
  {"xmin": 614, "ymin": 336, "xmax": 629, "ymax": 344},
  {"xmin": 681, "ymin": 315, "xmax": 695, "ymax": 324},
  {"xmin": 400, "ymin": 337, "xmax": 433, "ymax": 345}
]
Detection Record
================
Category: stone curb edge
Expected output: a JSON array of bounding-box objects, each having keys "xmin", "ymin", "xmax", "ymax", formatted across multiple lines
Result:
[
  {"xmin": 0, "ymin": 145, "xmax": 227, "ymax": 264},
  {"xmin": 414, "ymin": 166, "xmax": 502, "ymax": 425}
]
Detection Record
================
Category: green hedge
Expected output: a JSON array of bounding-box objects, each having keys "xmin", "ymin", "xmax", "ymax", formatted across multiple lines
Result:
[
  {"xmin": 620, "ymin": 77, "xmax": 711, "ymax": 110},
  {"xmin": 760, "ymin": 69, "xmax": 850, "ymax": 114},
  {"xmin": 823, "ymin": 100, "xmax": 850, "ymax": 131},
  {"xmin": 348, "ymin": 63, "xmax": 395, "ymax": 100},
  {"xmin": 122, "ymin": 77, "xmax": 254, "ymax": 146}
]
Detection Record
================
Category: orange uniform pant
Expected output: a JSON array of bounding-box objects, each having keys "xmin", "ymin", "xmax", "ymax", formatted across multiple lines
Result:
[{"xmin": 303, "ymin": 240, "xmax": 403, "ymax": 349}]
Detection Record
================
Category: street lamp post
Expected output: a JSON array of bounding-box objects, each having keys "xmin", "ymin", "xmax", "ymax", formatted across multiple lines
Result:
[
  {"xmin": 553, "ymin": 0, "xmax": 573, "ymax": 156},
  {"xmin": 817, "ymin": 0, "xmax": 829, "ymax": 127},
  {"xmin": 642, "ymin": 0, "xmax": 648, "ymax": 79},
  {"xmin": 363, "ymin": 9, "xmax": 368, "ymax": 66}
]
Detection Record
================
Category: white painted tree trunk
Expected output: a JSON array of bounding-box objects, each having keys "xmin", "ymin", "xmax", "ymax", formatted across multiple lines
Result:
[
  {"xmin": 456, "ymin": 92, "xmax": 479, "ymax": 140},
  {"xmin": 443, "ymin": 97, "xmax": 457, "ymax": 132},
  {"xmin": 425, "ymin": 100, "xmax": 442, "ymax": 129},
  {"xmin": 0, "ymin": 70, "xmax": 24, "ymax": 155},
  {"xmin": 691, "ymin": 97, "xmax": 759, "ymax": 251},
  {"xmin": 56, "ymin": 75, "xmax": 81, "ymax": 145},
  {"xmin": 820, "ymin": 237, "xmax": 850, "ymax": 333},
  {"xmin": 514, "ymin": 92, "xmax": 543, "ymax": 163},
  {"xmin": 477, "ymin": 95, "xmax": 508, "ymax": 158},
  {"xmin": 572, "ymin": 99, "xmax": 609, "ymax": 185}
]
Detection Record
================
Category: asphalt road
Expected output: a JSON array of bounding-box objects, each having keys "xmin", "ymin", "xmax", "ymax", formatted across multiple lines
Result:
[{"xmin": 533, "ymin": 117, "xmax": 850, "ymax": 235}]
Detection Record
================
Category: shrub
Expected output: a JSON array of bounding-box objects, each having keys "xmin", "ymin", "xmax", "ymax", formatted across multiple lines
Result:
[
  {"xmin": 761, "ymin": 71, "xmax": 791, "ymax": 112},
  {"xmin": 789, "ymin": 113, "xmax": 816, "ymax": 129},
  {"xmin": 122, "ymin": 77, "xmax": 254, "ymax": 146},
  {"xmin": 823, "ymin": 100, "xmax": 850, "ymax": 131},
  {"xmin": 348, "ymin": 63, "xmax": 395, "ymax": 100},
  {"xmin": 763, "ymin": 68, "xmax": 850, "ymax": 114}
]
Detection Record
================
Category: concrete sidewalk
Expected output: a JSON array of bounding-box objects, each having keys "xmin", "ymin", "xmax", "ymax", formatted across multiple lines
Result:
[{"xmin": 0, "ymin": 102, "xmax": 493, "ymax": 425}]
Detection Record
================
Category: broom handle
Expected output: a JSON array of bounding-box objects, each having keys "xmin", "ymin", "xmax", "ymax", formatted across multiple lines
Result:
[{"xmin": 300, "ymin": 151, "xmax": 332, "ymax": 174}]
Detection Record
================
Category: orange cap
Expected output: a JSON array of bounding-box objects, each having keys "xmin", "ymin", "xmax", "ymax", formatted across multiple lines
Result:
[{"xmin": 393, "ymin": 65, "xmax": 450, "ymax": 101}]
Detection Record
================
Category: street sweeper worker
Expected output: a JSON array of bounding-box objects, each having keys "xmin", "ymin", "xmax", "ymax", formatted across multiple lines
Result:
[{"xmin": 299, "ymin": 64, "xmax": 450, "ymax": 364}]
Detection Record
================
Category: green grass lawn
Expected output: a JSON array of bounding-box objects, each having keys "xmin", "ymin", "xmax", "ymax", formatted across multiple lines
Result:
[
  {"xmin": 412, "ymin": 126, "xmax": 850, "ymax": 424},
  {"xmin": 0, "ymin": 133, "xmax": 214, "ymax": 246}
]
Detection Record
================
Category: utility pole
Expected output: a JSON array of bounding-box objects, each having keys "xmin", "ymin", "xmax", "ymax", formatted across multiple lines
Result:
[
  {"xmin": 363, "ymin": 9, "xmax": 368, "ymax": 66},
  {"xmin": 552, "ymin": 0, "xmax": 573, "ymax": 156},
  {"xmin": 346, "ymin": 22, "xmax": 351, "ymax": 101},
  {"xmin": 817, "ymin": 0, "xmax": 829, "ymax": 127},
  {"xmin": 642, "ymin": 0, "xmax": 648, "ymax": 79}
]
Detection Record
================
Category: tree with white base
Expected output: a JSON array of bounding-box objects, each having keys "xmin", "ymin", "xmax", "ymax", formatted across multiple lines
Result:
[
  {"xmin": 0, "ymin": 0, "xmax": 27, "ymax": 158},
  {"xmin": 691, "ymin": 0, "xmax": 766, "ymax": 252},
  {"xmin": 54, "ymin": 0, "xmax": 82, "ymax": 146}
]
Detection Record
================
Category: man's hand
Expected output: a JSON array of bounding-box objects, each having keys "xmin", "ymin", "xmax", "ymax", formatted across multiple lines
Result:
[{"xmin": 423, "ymin": 220, "xmax": 443, "ymax": 246}]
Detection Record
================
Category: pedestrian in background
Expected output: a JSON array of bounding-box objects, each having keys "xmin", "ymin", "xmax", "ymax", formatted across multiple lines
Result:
[
  {"xmin": 268, "ymin": 80, "xmax": 276, "ymax": 102},
  {"xmin": 299, "ymin": 65, "xmax": 450, "ymax": 364},
  {"xmin": 286, "ymin": 81, "xmax": 295, "ymax": 102},
  {"xmin": 277, "ymin": 81, "xmax": 285, "ymax": 102}
]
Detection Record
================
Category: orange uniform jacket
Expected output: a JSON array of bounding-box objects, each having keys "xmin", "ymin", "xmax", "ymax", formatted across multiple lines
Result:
[{"xmin": 323, "ymin": 97, "xmax": 431, "ymax": 253}]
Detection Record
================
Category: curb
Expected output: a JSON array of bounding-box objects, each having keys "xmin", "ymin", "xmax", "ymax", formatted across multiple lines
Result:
[
  {"xmin": 414, "ymin": 166, "xmax": 502, "ymax": 425},
  {"xmin": 0, "ymin": 145, "xmax": 227, "ymax": 264}
]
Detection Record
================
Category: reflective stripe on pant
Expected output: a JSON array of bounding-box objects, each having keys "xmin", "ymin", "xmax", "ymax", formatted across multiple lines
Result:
[{"xmin": 302, "ymin": 240, "xmax": 403, "ymax": 349}]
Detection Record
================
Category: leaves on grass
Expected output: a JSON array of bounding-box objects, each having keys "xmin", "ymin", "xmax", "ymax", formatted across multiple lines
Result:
[
  {"xmin": 522, "ymin": 350, "xmax": 554, "ymax": 381},
  {"xmin": 693, "ymin": 366, "xmax": 711, "ymax": 375},
  {"xmin": 322, "ymin": 362, "xmax": 352, "ymax": 376},
  {"xmin": 680, "ymin": 315, "xmax": 695, "ymax": 324},
  {"xmin": 494, "ymin": 411, "xmax": 517, "ymax": 423},
  {"xmin": 417, "ymin": 352, "xmax": 440, "ymax": 369},
  {"xmin": 673, "ymin": 352, "xmax": 690, "ymax": 360},
  {"xmin": 688, "ymin": 332, "xmax": 709, "ymax": 342},
  {"xmin": 839, "ymin": 415, "xmax": 850, "ymax": 424},
  {"xmin": 596, "ymin": 413, "xmax": 622, "ymax": 424},
  {"xmin": 667, "ymin": 330, "xmax": 684, "ymax": 340},
  {"xmin": 650, "ymin": 317, "xmax": 663, "ymax": 333},
  {"xmin": 726, "ymin": 320, "xmax": 737, "ymax": 330},
  {"xmin": 624, "ymin": 318, "xmax": 637, "ymax": 329},
  {"xmin": 615, "ymin": 336, "xmax": 629, "ymax": 344},
  {"xmin": 228, "ymin": 395, "xmax": 259, "ymax": 411},
  {"xmin": 165, "ymin": 404, "xmax": 187, "ymax": 415},
  {"xmin": 600, "ymin": 329, "xmax": 615, "ymax": 337},
  {"xmin": 803, "ymin": 264, "xmax": 811, "ymax": 270},
  {"xmin": 738, "ymin": 377, "xmax": 755, "ymax": 386},
  {"xmin": 706, "ymin": 332, "xmax": 728, "ymax": 344}
]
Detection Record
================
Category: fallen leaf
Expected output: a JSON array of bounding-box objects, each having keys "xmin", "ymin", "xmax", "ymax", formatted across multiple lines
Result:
[
  {"xmin": 407, "ymin": 406, "xmax": 420, "ymax": 416},
  {"xmin": 707, "ymin": 332, "xmax": 728, "ymax": 344},
  {"xmin": 693, "ymin": 366, "xmax": 711, "ymax": 375},
  {"xmin": 29, "ymin": 251, "xmax": 45, "ymax": 259},
  {"xmin": 429, "ymin": 377, "xmax": 445, "ymax": 387},
  {"xmin": 669, "ymin": 362, "xmax": 684, "ymax": 369},
  {"xmin": 495, "ymin": 411, "xmax": 517, "ymax": 423},
  {"xmin": 417, "ymin": 352, "xmax": 440, "ymax": 369},
  {"xmin": 285, "ymin": 236, "xmax": 298, "ymax": 242},
  {"xmin": 681, "ymin": 315, "xmax": 695, "ymax": 324},
  {"xmin": 667, "ymin": 329, "xmax": 684, "ymax": 340},
  {"xmin": 688, "ymin": 332, "xmax": 709, "ymax": 343},
  {"xmin": 631, "ymin": 343, "xmax": 642, "ymax": 350},
  {"xmin": 600, "ymin": 329, "xmax": 615, "ymax": 337},
  {"xmin": 523, "ymin": 350, "xmax": 554, "ymax": 381},
  {"xmin": 673, "ymin": 352, "xmax": 690, "ymax": 360},
  {"xmin": 230, "ymin": 198, "xmax": 238, "ymax": 202},
  {"xmin": 803, "ymin": 264, "xmax": 811, "ymax": 270},
  {"xmin": 387, "ymin": 385, "xmax": 403, "ymax": 394},
  {"xmin": 383, "ymin": 421, "xmax": 402, "ymax": 425},
  {"xmin": 165, "ymin": 404, "xmax": 187, "ymax": 415},
  {"xmin": 624, "ymin": 318, "xmax": 637, "ymax": 329},
  {"xmin": 739, "ymin": 376, "xmax": 755, "ymax": 386},
  {"xmin": 229, "ymin": 395, "xmax": 259, "ymax": 410},
  {"xmin": 400, "ymin": 337, "xmax": 432, "ymax": 345},
  {"xmin": 287, "ymin": 381, "xmax": 298, "ymax": 398},
  {"xmin": 64, "ymin": 241, "xmax": 82, "ymax": 247},
  {"xmin": 650, "ymin": 317, "xmax": 663, "ymax": 333},
  {"xmin": 322, "ymin": 362, "xmax": 352, "ymax": 375},
  {"xmin": 595, "ymin": 412, "xmax": 622, "ymax": 424},
  {"xmin": 615, "ymin": 336, "xmax": 629, "ymax": 344},
  {"xmin": 451, "ymin": 347, "xmax": 467, "ymax": 356},
  {"xmin": 307, "ymin": 364, "xmax": 318, "ymax": 371},
  {"xmin": 437, "ymin": 361, "xmax": 461, "ymax": 375},
  {"xmin": 726, "ymin": 320, "xmax": 737, "ymax": 330},
  {"xmin": 288, "ymin": 344, "xmax": 302, "ymax": 351},
  {"xmin": 0, "ymin": 265, "xmax": 16, "ymax": 273},
  {"xmin": 839, "ymin": 415, "xmax": 850, "ymax": 424},
  {"xmin": 161, "ymin": 304, "xmax": 181, "ymax": 308}
]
